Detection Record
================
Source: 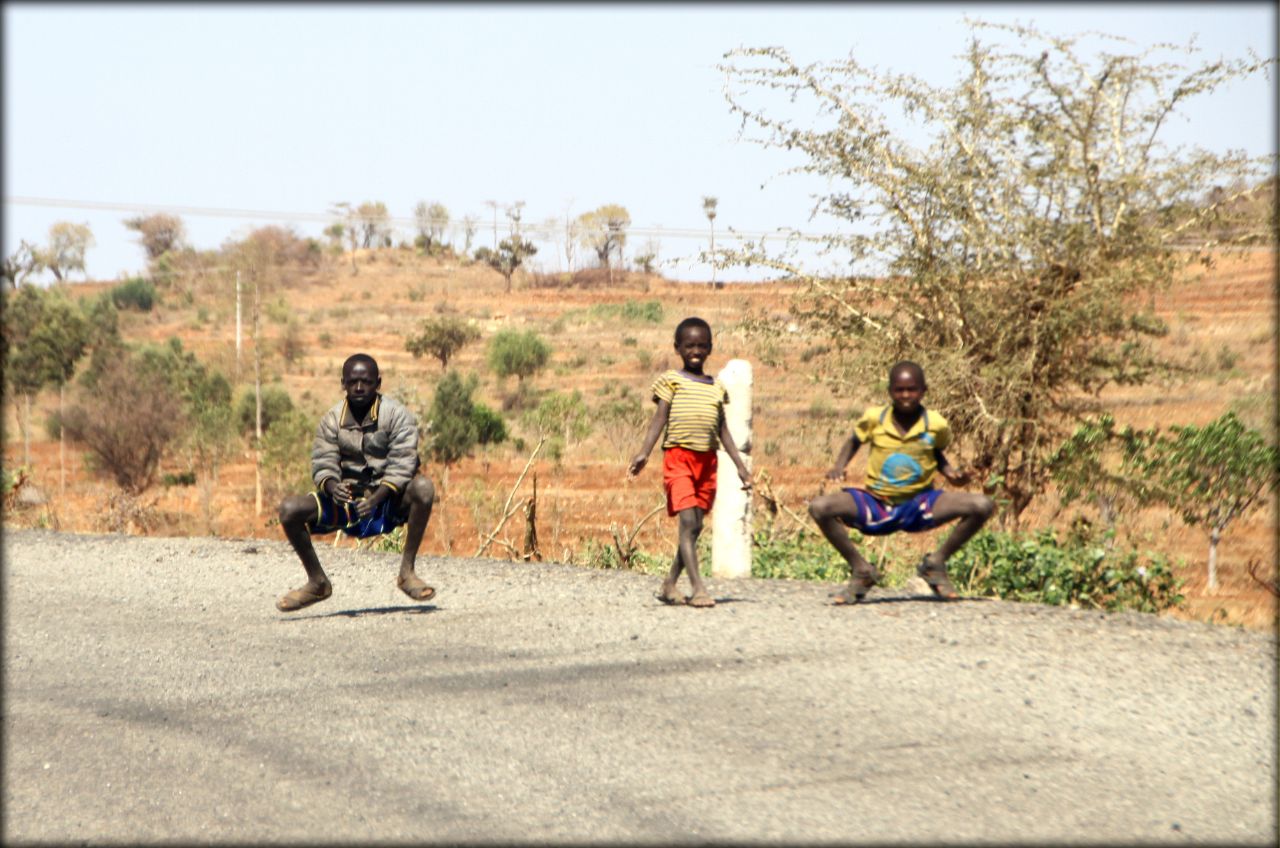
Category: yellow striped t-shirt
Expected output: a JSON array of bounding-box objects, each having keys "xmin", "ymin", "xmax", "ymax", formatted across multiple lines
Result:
[{"xmin": 651, "ymin": 370, "xmax": 727, "ymax": 453}]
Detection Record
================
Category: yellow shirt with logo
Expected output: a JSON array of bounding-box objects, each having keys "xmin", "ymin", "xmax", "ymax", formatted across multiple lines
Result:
[
  {"xmin": 651, "ymin": 370, "xmax": 727, "ymax": 453},
  {"xmin": 853, "ymin": 404, "xmax": 951, "ymax": 503}
]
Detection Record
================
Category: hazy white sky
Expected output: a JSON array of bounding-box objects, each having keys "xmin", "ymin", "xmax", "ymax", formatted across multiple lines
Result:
[{"xmin": 4, "ymin": 3, "xmax": 1276, "ymax": 283}]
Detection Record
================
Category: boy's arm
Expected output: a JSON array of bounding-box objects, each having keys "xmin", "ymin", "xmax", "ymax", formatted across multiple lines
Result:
[
  {"xmin": 628, "ymin": 400, "xmax": 671, "ymax": 476},
  {"xmin": 356, "ymin": 404, "xmax": 419, "ymax": 518},
  {"xmin": 718, "ymin": 418, "xmax": 753, "ymax": 490},
  {"xmin": 825, "ymin": 434, "xmax": 862, "ymax": 480},
  {"xmin": 311, "ymin": 409, "xmax": 354, "ymax": 502},
  {"xmin": 935, "ymin": 448, "xmax": 971, "ymax": 487}
]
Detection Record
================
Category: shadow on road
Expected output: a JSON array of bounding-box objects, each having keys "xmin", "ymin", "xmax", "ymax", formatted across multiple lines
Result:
[{"xmin": 279, "ymin": 604, "xmax": 440, "ymax": 621}]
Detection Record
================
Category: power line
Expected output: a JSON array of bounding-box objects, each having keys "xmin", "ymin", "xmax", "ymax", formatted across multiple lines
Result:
[{"xmin": 4, "ymin": 195, "xmax": 813, "ymax": 242}]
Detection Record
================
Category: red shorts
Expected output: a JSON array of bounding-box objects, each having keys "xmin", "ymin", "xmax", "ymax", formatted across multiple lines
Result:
[{"xmin": 663, "ymin": 446, "xmax": 717, "ymax": 516}]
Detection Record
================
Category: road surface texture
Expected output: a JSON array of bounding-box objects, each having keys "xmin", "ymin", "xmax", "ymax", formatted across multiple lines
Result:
[{"xmin": 4, "ymin": 528, "xmax": 1275, "ymax": 844}]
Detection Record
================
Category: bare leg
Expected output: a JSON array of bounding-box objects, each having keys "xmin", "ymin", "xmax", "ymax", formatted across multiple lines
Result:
[
  {"xmin": 396, "ymin": 475, "xmax": 437, "ymax": 601},
  {"xmin": 924, "ymin": 492, "xmax": 996, "ymax": 567},
  {"xmin": 809, "ymin": 491, "xmax": 878, "ymax": 602},
  {"xmin": 658, "ymin": 548, "xmax": 686, "ymax": 604},
  {"xmin": 277, "ymin": 494, "xmax": 332, "ymax": 610},
  {"xmin": 678, "ymin": 507, "xmax": 714, "ymax": 607}
]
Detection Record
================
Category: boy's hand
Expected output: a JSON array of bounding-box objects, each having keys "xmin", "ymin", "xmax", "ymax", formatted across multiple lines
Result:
[
  {"xmin": 354, "ymin": 485, "xmax": 391, "ymax": 519},
  {"xmin": 737, "ymin": 464, "xmax": 753, "ymax": 492},
  {"xmin": 628, "ymin": 454, "xmax": 648, "ymax": 477},
  {"xmin": 825, "ymin": 467, "xmax": 846, "ymax": 481},
  {"xmin": 324, "ymin": 478, "xmax": 356, "ymax": 504}
]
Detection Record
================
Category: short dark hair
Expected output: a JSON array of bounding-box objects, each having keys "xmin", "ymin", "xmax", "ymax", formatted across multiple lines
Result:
[
  {"xmin": 342, "ymin": 353, "xmax": 380, "ymax": 378},
  {"xmin": 674, "ymin": 316, "xmax": 712, "ymax": 344},
  {"xmin": 888, "ymin": 360, "xmax": 925, "ymax": 386}
]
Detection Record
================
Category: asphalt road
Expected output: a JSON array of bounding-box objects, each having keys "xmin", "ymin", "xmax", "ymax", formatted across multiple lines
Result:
[{"xmin": 3, "ymin": 529, "xmax": 1276, "ymax": 844}]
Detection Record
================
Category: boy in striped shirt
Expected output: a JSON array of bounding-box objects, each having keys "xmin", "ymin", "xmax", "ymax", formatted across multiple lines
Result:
[{"xmin": 629, "ymin": 317, "xmax": 752, "ymax": 608}]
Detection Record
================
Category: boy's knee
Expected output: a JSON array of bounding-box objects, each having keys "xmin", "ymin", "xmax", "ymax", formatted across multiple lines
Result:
[
  {"xmin": 808, "ymin": 495, "xmax": 838, "ymax": 522},
  {"xmin": 407, "ymin": 475, "xmax": 435, "ymax": 505},
  {"xmin": 279, "ymin": 494, "xmax": 312, "ymax": 527},
  {"xmin": 974, "ymin": 495, "xmax": 995, "ymax": 522}
]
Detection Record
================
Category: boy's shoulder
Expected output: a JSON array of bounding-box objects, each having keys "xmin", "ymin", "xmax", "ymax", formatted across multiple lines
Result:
[{"xmin": 375, "ymin": 394, "xmax": 417, "ymax": 425}]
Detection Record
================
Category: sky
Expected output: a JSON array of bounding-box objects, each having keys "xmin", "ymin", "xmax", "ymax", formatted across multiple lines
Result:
[{"xmin": 4, "ymin": 2, "xmax": 1276, "ymax": 284}]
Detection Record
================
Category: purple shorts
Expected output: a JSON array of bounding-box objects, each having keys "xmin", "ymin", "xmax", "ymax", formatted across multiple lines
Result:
[{"xmin": 840, "ymin": 487, "xmax": 942, "ymax": 536}]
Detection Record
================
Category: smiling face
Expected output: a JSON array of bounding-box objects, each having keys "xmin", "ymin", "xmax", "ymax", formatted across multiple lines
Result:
[
  {"xmin": 342, "ymin": 359, "xmax": 381, "ymax": 406},
  {"xmin": 888, "ymin": 365, "xmax": 926, "ymax": 417},
  {"xmin": 674, "ymin": 323, "xmax": 713, "ymax": 375}
]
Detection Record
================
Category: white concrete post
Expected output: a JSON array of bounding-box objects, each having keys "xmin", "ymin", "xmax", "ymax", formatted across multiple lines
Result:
[{"xmin": 713, "ymin": 359, "xmax": 752, "ymax": 579}]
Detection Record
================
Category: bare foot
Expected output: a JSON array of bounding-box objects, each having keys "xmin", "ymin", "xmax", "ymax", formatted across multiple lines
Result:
[
  {"xmin": 396, "ymin": 573, "xmax": 436, "ymax": 602},
  {"xmin": 688, "ymin": 590, "xmax": 716, "ymax": 608},
  {"xmin": 656, "ymin": 582, "xmax": 687, "ymax": 605},
  {"xmin": 276, "ymin": 580, "xmax": 332, "ymax": 612}
]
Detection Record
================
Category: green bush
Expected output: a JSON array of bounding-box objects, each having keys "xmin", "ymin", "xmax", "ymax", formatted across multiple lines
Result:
[
  {"xmin": 110, "ymin": 277, "xmax": 156, "ymax": 311},
  {"xmin": 235, "ymin": 385, "xmax": 296, "ymax": 436},
  {"xmin": 948, "ymin": 528, "xmax": 1184, "ymax": 613},
  {"xmin": 586, "ymin": 300, "xmax": 665, "ymax": 324},
  {"xmin": 751, "ymin": 528, "xmax": 848, "ymax": 581}
]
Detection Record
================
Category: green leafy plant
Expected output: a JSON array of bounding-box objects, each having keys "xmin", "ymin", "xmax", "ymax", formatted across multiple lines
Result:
[
  {"xmin": 948, "ymin": 528, "xmax": 1184, "ymax": 613},
  {"xmin": 1137, "ymin": 412, "xmax": 1279, "ymax": 589}
]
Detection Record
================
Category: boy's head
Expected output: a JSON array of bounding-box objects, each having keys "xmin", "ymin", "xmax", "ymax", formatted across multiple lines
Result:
[
  {"xmin": 341, "ymin": 353, "xmax": 381, "ymax": 405},
  {"xmin": 887, "ymin": 360, "xmax": 926, "ymax": 415},
  {"xmin": 673, "ymin": 317, "xmax": 713, "ymax": 373}
]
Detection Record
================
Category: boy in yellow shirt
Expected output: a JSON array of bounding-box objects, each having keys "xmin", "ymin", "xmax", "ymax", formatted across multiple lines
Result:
[
  {"xmin": 809, "ymin": 361, "xmax": 994, "ymax": 603},
  {"xmin": 629, "ymin": 317, "xmax": 752, "ymax": 608}
]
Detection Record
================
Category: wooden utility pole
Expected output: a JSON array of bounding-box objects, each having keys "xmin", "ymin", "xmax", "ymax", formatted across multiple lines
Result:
[
  {"xmin": 235, "ymin": 270, "xmax": 242, "ymax": 381},
  {"xmin": 253, "ymin": 271, "xmax": 262, "ymax": 517}
]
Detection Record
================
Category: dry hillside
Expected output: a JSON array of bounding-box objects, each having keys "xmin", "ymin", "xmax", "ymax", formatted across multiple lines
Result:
[{"xmin": 4, "ymin": 247, "xmax": 1275, "ymax": 630}]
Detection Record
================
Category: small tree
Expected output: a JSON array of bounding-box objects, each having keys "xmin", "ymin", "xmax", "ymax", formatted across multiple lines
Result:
[
  {"xmin": 522, "ymin": 390, "xmax": 592, "ymax": 447},
  {"xmin": 124, "ymin": 213, "xmax": 186, "ymax": 262},
  {"xmin": 1139, "ymin": 412, "xmax": 1279, "ymax": 590},
  {"xmin": 63, "ymin": 347, "xmax": 186, "ymax": 494},
  {"xmin": 235, "ymin": 385, "xmax": 295, "ymax": 436},
  {"xmin": 405, "ymin": 316, "xmax": 481, "ymax": 369},
  {"xmin": 355, "ymin": 201, "xmax": 391, "ymax": 249},
  {"xmin": 475, "ymin": 237, "xmax": 537, "ymax": 293},
  {"xmin": 461, "ymin": 215, "xmax": 479, "ymax": 255},
  {"xmin": 487, "ymin": 329, "xmax": 550, "ymax": 385},
  {"xmin": 414, "ymin": 201, "xmax": 451, "ymax": 253},
  {"xmin": 1049, "ymin": 414, "xmax": 1161, "ymax": 541},
  {"xmin": 259, "ymin": 407, "xmax": 316, "ymax": 506},
  {"xmin": 577, "ymin": 205, "xmax": 631, "ymax": 279},
  {"xmin": 3, "ymin": 240, "xmax": 43, "ymax": 288},
  {"xmin": 36, "ymin": 222, "xmax": 95, "ymax": 282}
]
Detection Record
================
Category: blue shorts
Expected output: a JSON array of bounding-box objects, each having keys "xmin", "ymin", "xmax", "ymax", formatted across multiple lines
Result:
[
  {"xmin": 840, "ymin": 487, "xmax": 942, "ymax": 536},
  {"xmin": 308, "ymin": 489, "xmax": 410, "ymax": 539}
]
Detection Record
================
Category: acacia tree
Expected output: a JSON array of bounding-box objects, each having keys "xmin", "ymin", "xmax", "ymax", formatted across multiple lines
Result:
[
  {"xmin": 3, "ymin": 240, "xmax": 42, "ymax": 288},
  {"xmin": 475, "ymin": 237, "xmax": 537, "ymax": 293},
  {"xmin": 36, "ymin": 222, "xmax": 95, "ymax": 282},
  {"xmin": 405, "ymin": 316, "xmax": 481, "ymax": 369},
  {"xmin": 124, "ymin": 213, "xmax": 186, "ymax": 262},
  {"xmin": 355, "ymin": 201, "xmax": 391, "ymax": 248},
  {"xmin": 720, "ymin": 23, "xmax": 1275, "ymax": 524},
  {"xmin": 414, "ymin": 201, "xmax": 450, "ymax": 253},
  {"xmin": 577, "ymin": 205, "xmax": 631, "ymax": 280}
]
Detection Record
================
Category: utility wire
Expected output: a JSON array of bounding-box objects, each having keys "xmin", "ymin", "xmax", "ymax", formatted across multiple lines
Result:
[{"xmin": 5, "ymin": 195, "xmax": 814, "ymax": 242}]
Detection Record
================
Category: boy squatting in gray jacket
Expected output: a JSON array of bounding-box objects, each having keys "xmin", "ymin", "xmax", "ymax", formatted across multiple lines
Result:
[{"xmin": 275, "ymin": 353, "xmax": 437, "ymax": 612}]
